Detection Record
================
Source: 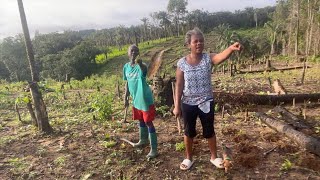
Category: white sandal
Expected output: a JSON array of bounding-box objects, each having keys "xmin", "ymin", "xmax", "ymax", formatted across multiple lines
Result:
[
  {"xmin": 180, "ymin": 159, "xmax": 194, "ymax": 170},
  {"xmin": 210, "ymin": 158, "xmax": 224, "ymax": 169}
]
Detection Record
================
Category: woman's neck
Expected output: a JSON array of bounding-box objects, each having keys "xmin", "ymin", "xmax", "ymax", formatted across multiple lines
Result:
[{"xmin": 189, "ymin": 53, "xmax": 203, "ymax": 62}]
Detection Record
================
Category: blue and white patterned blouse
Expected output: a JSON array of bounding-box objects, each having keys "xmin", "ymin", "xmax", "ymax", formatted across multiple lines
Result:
[{"xmin": 177, "ymin": 53, "xmax": 213, "ymax": 105}]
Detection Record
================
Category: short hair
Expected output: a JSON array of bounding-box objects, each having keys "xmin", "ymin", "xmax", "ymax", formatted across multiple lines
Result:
[
  {"xmin": 128, "ymin": 44, "xmax": 139, "ymax": 55},
  {"xmin": 185, "ymin": 27, "xmax": 204, "ymax": 46}
]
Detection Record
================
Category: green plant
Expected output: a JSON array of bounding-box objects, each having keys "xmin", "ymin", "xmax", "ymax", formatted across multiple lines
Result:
[
  {"xmin": 90, "ymin": 93, "xmax": 113, "ymax": 121},
  {"xmin": 0, "ymin": 136, "xmax": 14, "ymax": 147},
  {"xmin": 101, "ymin": 140, "xmax": 117, "ymax": 148},
  {"xmin": 95, "ymin": 53, "xmax": 107, "ymax": 64},
  {"xmin": 280, "ymin": 159, "xmax": 292, "ymax": 171},
  {"xmin": 8, "ymin": 157, "xmax": 28, "ymax": 174},
  {"xmin": 119, "ymin": 159, "xmax": 130, "ymax": 166},
  {"xmin": 214, "ymin": 104, "xmax": 220, "ymax": 112},
  {"xmin": 156, "ymin": 105, "xmax": 171, "ymax": 117},
  {"xmin": 36, "ymin": 147, "xmax": 47, "ymax": 157},
  {"xmin": 175, "ymin": 142, "xmax": 185, "ymax": 151},
  {"xmin": 15, "ymin": 93, "xmax": 31, "ymax": 105},
  {"xmin": 54, "ymin": 156, "xmax": 68, "ymax": 167},
  {"xmin": 315, "ymin": 126, "xmax": 320, "ymax": 134}
]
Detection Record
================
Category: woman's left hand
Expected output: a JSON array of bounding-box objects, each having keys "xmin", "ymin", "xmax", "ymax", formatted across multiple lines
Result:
[{"xmin": 229, "ymin": 42, "xmax": 242, "ymax": 51}]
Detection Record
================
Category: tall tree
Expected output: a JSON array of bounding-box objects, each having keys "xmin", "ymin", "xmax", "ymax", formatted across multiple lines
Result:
[
  {"xmin": 17, "ymin": 0, "xmax": 52, "ymax": 133},
  {"xmin": 167, "ymin": 0, "xmax": 188, "ymax": 36},
  {"xmin": 0, "ymin": 36, "xmax": 30, "ymax": 81},
  {"xmin": 141, "ymin": 17, "xmax": 149, "ymax": 41},
  {"xmin": 153, "ymin": 11, "xmax": 171, "ymax": 38},
  {"xmin": 294, "ymin": 0, "xmax": 300, "ymax": 57}
]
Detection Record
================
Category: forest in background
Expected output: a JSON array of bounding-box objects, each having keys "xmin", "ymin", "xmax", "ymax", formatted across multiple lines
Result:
[{"xmin": 1, "ymin": 0, "xmax": 320, "ymax": 82}]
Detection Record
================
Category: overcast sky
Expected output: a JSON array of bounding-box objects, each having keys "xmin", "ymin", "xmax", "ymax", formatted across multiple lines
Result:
[{"xmin": 0, "ymin": 0, "xmax": 277, "ymax": 39}]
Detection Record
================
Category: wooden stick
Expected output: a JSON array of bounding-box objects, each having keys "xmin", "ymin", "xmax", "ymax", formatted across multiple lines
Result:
[
  {"xmin": 245, "ymin": 109, "xmax": 248, "ymax": 121},
  {"xmin": 263, "ymin": 146, "xmax": 277, "ymax": 157},
  {"xmin": 15, "ymin": 103, "xmax": 22, "ymax": 122},
  {"xmin": 222, "ymin": 105, "xmax": 225, "ymax": 119},
  {"xmin": 176, "ymin": 117, "xmax": 182, "ymax": 134},
  {"xmin": 123, "ymin": 106, "xmax": 128, "ymax": 123},
  {"xmin": 292, "ymin": 98, "xmax": 295, "ymax": 108},
  {"xmin": 171, "ymin": 81, "xmax": 182, "ymax": 134},
  {"xmin": 303, "ymin": 100, "xmax": 307, "ymax": 120},
  {"xmin": 301, "ymin": 59, "xmax": 307, "ymax": 84},
  {"xmin": 120, "ymin": 138, "xmax": 135, "ymax": 146},
  {"xmin": 117, "ymin": 81, "xmax": 121, "ymax": 99}
]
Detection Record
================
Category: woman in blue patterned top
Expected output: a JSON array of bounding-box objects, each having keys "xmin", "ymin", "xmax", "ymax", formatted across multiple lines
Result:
[{"xmin": 173, "ymin": 28, "xmax": 241, "ymax": 170}]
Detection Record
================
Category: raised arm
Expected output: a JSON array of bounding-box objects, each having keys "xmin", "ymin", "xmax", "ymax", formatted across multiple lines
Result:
[
  {"xmin": 211, "ymin": 42, "xmax": 241, "ymax": 65},
  {"xmin": 138, "ymin": 61, "xmax": 148, "ymax": 75}
]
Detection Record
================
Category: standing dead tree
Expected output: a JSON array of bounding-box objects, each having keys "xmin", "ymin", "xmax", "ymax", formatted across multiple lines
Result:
[
  {"xmin": 272, "ymin": 79, "xmax": 287, "ymax": 95},
  {"xmin": 17, "ymin": 0, "xmax": 52, "ymax": 133}
]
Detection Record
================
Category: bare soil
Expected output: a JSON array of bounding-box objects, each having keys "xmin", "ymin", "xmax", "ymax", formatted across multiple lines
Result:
[{"xmin": 0, "ymin": 61, "xmax": 320, "ymax": 179}]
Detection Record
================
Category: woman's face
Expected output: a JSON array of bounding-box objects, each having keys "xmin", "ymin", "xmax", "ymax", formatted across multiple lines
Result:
[{"xmin": 189, "ymin": 34, "xmax": 204, "ymax": 54}]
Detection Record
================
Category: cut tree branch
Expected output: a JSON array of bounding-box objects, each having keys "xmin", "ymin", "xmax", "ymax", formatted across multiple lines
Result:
[
  {"xmin": 238, "ymin": 65, "xmax": 311, "ymax": 74},
  {"xmin": 273, "ymin": 106, "xmax": 309, "ymax": 129},
  {"xmin": 255, "ymin": 112, "xmax": 320, "ymax": 156},
  {"xmin": 214, "ymin": 92, "xmax": 320, "ymax": 105}
]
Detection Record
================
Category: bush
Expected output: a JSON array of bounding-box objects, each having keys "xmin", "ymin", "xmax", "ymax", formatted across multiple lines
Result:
[{"xmin": 90, "ymin": 92, "xmax": 113, "ymax": 121}]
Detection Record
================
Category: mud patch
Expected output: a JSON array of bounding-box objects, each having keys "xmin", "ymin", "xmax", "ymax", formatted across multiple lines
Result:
[
  {"xmin": 260, "ymin": 131, "xmax": 281, "ymax": 142},
  {"xmin": 296, "ymin": 153, "xmax": 320, "ymax": 172},
  {"xmin": 276, "ymin": 141, "xmax": 299, "ymax": 154},
  {"xmin": 236, "ymin": 143, "xmax": 262, "ymax": 168}
]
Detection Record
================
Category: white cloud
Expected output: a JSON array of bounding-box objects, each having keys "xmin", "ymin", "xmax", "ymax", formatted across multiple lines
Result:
[{"xmin": 0, "ymin": 0, "xmax": 276, "ymax": 39}]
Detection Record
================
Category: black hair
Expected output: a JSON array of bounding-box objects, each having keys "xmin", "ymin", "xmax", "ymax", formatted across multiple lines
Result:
[{"xmin": 185, "ymin": 27, "xmax": 204, "ymax": 46}]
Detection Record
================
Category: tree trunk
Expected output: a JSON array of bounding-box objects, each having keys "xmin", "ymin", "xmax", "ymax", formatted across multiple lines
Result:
[
  {"xmin": 287, "ymin": 1, "xmax": 295, "ymax": 56},
  {"xmin": 214, "ymin": 92, "xmax": 320, "ymax": 105},
  {"xmin": 282, "ymin": 36, "xmax": 287, "ymax": 56},
  {"xmin": 273, "ymin": 106, "xmax": 309, "ymax": 129},
  {"xmin": 255, "ymin": 112, "xmax": 320, "ymax": 156},
  {"xmin": 301, "ymin": 59, "xmax": 307, "ymax": 84},
  {"xmin": 177, "ymin": 14, "xmax": 180, "ymax": 37},
  {"xmin": 15, "ymin": 103, "xmax": 22, "ymax": 122},
  {"xmin": 26, "ymin": 102, "xmax": 38, "ymax": 127},
  {"xmin": 29, "ymin": 82, "xmax": 52, "ymax": 132},
  {"xmin": 17, "ymin": 0, "xmax": 52, "ymax": 133},
  {"xmin": 294, "ymin": 0, "xmax": 300, "ymax": 57},
  {"xmin": 305, "ymin": 0, "xmax": 311, "ymax": 56},
  {"xmin": 238, "ymin": 65, "xmax": 311, "ymax": 74}
]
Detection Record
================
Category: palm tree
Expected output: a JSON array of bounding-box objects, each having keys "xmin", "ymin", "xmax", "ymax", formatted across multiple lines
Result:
[{"xmin": 17, "ymin": 0, "xmax": 52, "ymax": 133}]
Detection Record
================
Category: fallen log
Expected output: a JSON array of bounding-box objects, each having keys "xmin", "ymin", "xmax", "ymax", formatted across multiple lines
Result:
[
  {"xmin": 214, "ymin": 92, "xmax": 320, "ymax": 105},
  {"xmin": 273, "ymin": 106, "xmax": 309, "ymax": 129},
  {"xmin": 238, "ymin": 65, "xmax": 311, "ymax": 74},
  {"xmin": 255, "ymin": 112, "xmax": 320, "ymax": 156}
]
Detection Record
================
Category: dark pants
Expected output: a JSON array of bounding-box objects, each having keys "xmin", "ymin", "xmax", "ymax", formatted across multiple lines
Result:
[{"xmin": 181, "ymin": 101, "xmax": 215, "ymax": 138}]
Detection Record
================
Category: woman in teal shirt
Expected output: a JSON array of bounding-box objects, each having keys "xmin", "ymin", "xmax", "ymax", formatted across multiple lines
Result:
[{"xmin": 123, "ymin": 44, "xmax": 158, "ymax": 158}]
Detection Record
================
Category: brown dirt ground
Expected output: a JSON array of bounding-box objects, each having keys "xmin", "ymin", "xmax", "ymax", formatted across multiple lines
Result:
[{"xmin": 1, "ymin": 61, "xmax": 320, "ymax": 179}]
